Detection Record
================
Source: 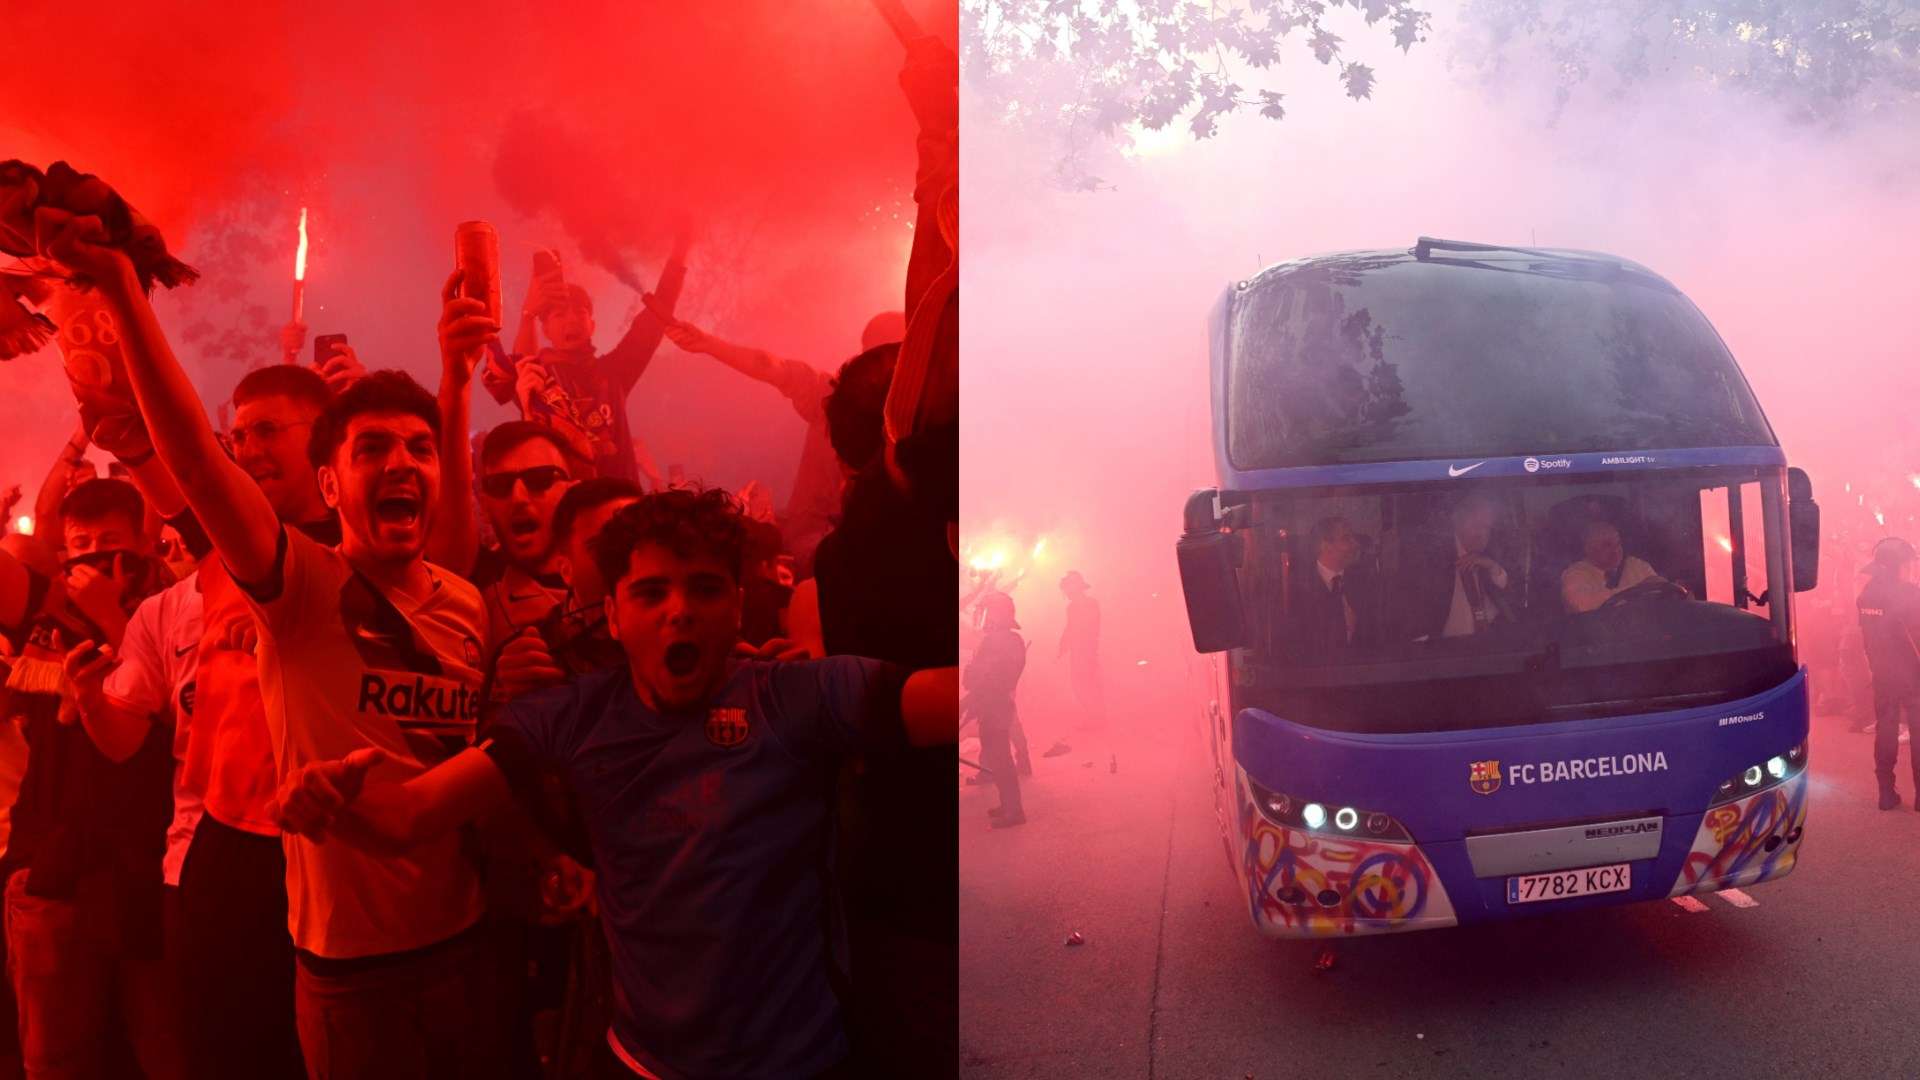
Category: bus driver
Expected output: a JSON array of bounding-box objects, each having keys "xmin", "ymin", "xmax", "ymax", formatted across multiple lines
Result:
[{"xmin": 1561, "ymin": 519, "xmax": 1674, "ymax": 614}]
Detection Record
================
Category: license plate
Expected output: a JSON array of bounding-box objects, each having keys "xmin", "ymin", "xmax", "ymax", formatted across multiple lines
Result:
[{"xmin": 1506, "ymin": 863, "xmax": 1631, "ymax": 904}]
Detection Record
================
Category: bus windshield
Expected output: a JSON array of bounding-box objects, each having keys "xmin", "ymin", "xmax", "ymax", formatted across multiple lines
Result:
[
  {"xmin": 1224, "ymin": 255, "xmax": 1776, "ymax": 470},
  {"xmin": 1233, "ymin": 467, "xmax": 1795, "ymax": 732}
]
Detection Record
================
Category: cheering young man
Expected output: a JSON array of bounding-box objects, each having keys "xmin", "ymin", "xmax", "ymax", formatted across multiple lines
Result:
[{"xmin": 274, "ymin": 488, "xmax": 956, "ymax": 1079}]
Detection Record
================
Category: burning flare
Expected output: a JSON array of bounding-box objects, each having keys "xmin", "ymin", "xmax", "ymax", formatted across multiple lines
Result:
[{"xmin": 294, "ymin": 207, "xmax": 309, "ymax": 281}]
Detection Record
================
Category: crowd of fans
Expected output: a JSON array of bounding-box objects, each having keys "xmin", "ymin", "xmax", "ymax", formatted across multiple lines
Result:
[{"xmin": 0, "ymin": 34, "xmax": 957, "ymax": 1080}]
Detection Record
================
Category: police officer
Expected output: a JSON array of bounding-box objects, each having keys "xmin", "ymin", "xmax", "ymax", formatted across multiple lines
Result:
[
  {"xmin": 965, "ymin": 592, "xmax": 1029, "ymax": 827},
  {"xmin": 1856, "ymin": 537, "xmax": 1920, "ymax": 810}
]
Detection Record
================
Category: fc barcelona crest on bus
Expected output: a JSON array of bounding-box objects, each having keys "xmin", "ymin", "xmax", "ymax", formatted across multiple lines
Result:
[
  {"xmin": 1469, "ymin": 760, "xmax": 1501, "ymax": 795},
  {"xmin": 706, "ymin": 707, "xmax": 749, "ymax": 748}
]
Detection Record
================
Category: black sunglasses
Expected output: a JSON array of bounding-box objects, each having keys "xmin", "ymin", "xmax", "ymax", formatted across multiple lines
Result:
[{"xmin": 480, "ymin": 466, "xmax": 570, "ymax": 500}]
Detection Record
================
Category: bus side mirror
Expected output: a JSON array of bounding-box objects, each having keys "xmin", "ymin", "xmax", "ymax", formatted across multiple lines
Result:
[
  {"xmin": 1788, "ymin": 467, "xmax": 1819, "ymax": 592},
  {"xmin": 1178, "ymin": 489, "xmax": 1245, "ymax": 653}
]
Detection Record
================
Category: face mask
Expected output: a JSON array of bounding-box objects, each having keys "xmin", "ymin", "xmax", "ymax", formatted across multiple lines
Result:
[
  {"xmin": 62, "ymin": 549, "xmax": 156, "ymax": 607},
  {"xmin": 63, "ymin": 549, "xmax": 134, "ymax": 575}
]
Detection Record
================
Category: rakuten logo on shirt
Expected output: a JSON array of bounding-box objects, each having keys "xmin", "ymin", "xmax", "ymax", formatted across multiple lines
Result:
[{"xmin": 357, "ymin": 671, "xmax": 481, "ymax": 724}]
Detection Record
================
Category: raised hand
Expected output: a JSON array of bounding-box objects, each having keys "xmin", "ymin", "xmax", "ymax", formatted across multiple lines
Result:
[
  {"xmin": 439, "ymin": 270, "xmax": 500, "ymax": 384},
  {"xmin": 661, "ymin": 319, "xmax": 717, "ymax": 356},
  {"xmin": 315, "ymin": 341, "xmax": 365, "ymax": 395},
  {"xmin": 493, "ymin": 628, "xmax": 567, "ymax": 701},
  {"xmin": 279, "ymin": 321, "xmax": 308, "ymax": 359},
  {"xmin": 32, "ymin": 206, "xmax": 133, "ymax": 290},
  {"xmin": 514, "ymin": 356, "xmax": 554, "ymax": 412}
]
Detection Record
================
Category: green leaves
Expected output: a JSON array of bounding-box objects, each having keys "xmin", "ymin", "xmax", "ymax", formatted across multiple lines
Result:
[
  {"xmin": 1342, "ymin": 61, "xmax": 1377, "ymax": 99},
  {"xmin": 965, "ymin": 0, "xmax": 1433, "ymax": 186}
]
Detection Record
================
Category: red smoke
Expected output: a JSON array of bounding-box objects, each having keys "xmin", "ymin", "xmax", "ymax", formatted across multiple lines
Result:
[{"xmin": 0, "ymin": 0, "xmax": 953, "ymax": 499}]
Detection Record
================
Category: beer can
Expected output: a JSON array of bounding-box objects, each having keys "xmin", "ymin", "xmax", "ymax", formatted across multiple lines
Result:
[{"xmin": 454, "ymin": 221, "xmax": 502, "ymax": 325}]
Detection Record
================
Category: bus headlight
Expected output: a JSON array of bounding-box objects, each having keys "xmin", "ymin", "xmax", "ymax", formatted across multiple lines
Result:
[
  {"xmin": 1710, "ymin": 741, "xmax": 1807, "ymax": 807},
  {"xmin": 1246, "ymin": 777, "xmax": 1411, "ymax": 841}
]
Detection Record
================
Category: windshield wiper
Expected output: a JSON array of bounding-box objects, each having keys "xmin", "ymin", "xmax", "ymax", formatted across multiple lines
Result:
[{"xmin": 1410, "ymin": 236, "xmax": 1676, "ymax": 293}]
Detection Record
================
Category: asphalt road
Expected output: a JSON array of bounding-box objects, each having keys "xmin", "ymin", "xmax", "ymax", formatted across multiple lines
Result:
[{"xmin": 959, "ymin": 664, "xmax": 1920, "ymax": 1079}]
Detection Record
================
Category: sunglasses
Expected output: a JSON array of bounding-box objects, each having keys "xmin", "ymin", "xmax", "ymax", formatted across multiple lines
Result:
[
  {"xmin": 480, "ymin": 466, "xmax": 570, "ymax": 500},
  {"xmin": 230, "ymin": 419, "xmax": 314, "ymax": 450}
]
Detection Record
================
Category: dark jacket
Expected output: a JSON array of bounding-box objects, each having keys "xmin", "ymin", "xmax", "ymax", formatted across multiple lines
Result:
[
  {"xmin": 1285, "ymin": 564, "xmax": 1380, "ymax": 663},
  {"xmin": 964, "ymin": 629, "xmax": 1026, "ymax": 732},
  {"xmin": 1858, "ymin": 573, "xmax": 1920, "ymax": 692}
]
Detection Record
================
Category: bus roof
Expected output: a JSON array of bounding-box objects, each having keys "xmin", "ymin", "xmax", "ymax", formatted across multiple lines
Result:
[{"xmin": 1211, "ymin": 239, "xmax": 1778, "ymax": 491}]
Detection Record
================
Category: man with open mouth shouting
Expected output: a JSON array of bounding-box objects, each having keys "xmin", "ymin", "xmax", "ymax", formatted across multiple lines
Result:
[
  {"xmin": 30, "ymin": 205, "xmax": 512, "ymax": 1078},
  {"xmin": 273, "ymin": 488, "xmax": 959, "ymax": 1080}
]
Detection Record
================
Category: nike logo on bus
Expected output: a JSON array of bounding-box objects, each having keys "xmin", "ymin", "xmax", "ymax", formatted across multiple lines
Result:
[{"xmin": 1448, "ymin": 462, "xmax": 1487, "ymax": 477}]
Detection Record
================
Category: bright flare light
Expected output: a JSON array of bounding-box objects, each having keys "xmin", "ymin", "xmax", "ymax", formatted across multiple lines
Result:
[
  {"xmin": 1876, "ymin": 509, "xmax": 1887, "ymax": 526},
  {"xmin": 1910, "ymin": 475, "xmax": 1920, "ymax": 490},
  {"xmin": 966, "ymin": 547, "xmax": 1009, "ymax": 572},
  {"xmin": 294, "ymin": 207, "xmax": 309, "ymax": 281},
  {"xmin": 13, "ymin": 516, "xmax": 30, "ymax": 536},
  {"xmin": 1716, "ymin": 535, "xmax": 1733, "ymax": 553},
  {"xmin": 1030, "ymin": 536, "xmax": 1048, "ymax": 560}
]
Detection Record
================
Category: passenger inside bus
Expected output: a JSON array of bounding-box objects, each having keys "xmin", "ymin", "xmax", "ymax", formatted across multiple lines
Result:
[
  {"xmin": 1561, "ymin": 519, "xmax": 1679, "ymax": 614},
  {"xmin": 1286, "ymin": 516, "xmax": 1378, "ymax": 661},
  {"xmin": 1404, "ymin": 492, "xmax": 1520, "ymax": 640}
]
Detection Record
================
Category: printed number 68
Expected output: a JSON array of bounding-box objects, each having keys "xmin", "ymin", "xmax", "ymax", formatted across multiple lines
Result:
[{"xmin": 63, "ymin": 309, "xmax": 121, "ymax": 348}]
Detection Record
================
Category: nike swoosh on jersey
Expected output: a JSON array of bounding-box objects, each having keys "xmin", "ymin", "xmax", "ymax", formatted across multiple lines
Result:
[{"xmin": 1448, "ymin": 461, "xmax": 1487, "ymax": 477}]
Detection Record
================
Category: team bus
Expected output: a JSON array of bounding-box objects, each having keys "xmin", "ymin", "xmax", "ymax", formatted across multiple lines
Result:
[{"xmin": 1176, "ymin": 238, "xmax": 1820, "ymax": 937}]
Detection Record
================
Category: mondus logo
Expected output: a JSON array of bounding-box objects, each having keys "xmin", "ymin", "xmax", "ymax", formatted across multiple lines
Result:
[{"xmin": 358, "ymin": 672, "xmax": 481, "ymax": 723}]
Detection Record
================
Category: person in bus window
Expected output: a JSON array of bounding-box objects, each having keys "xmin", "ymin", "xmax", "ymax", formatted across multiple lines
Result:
[
  {"xmin": 1855, "ymin": 537, "xmax": 1920, "ymax": 811},
  {"xmin": 1289, "ymin": 516, "xmax": 1372, "ymax": 661},
  {"xmin": 1561, "ymin": 520, "xmax": 1671, "ymax": 614},
  {"xmin": 1407, "ymin": 493, "xmax": 1517, "ymax": 640}
]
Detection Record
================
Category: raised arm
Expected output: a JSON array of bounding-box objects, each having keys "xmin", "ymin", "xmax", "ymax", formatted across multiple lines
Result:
[
  {"xmin": 430, "ymin": 271, "xmax": 496, "ymax": 576},
  {"xmin": 34, "ymin": 208, "xmax": 281, "ymax": 585},
  {"xmin": 604, "ymin": 233, "xmax": 690, "ymax": 394},
  {"xmin": 33, "ymin": 424, "xmax": 90, "ymax": 543}
]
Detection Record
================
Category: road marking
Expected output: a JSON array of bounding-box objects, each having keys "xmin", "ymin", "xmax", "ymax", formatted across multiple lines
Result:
[
  {"xmin": 1670, "ymin": 896, "xmax": 1710, "ymax": 913},
  {"xmin": 1716, "ymin": 888, "xmax": 1759, "ymax": 908}
]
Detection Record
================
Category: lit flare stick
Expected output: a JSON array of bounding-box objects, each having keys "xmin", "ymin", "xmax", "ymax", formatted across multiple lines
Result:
[
  {"xmin": 286, "ymin": 207, "xmax": 308, "ymax": 363},
  {"xmin": 869, "ymin": 0, "xmax": 923, "ymax": 45}
]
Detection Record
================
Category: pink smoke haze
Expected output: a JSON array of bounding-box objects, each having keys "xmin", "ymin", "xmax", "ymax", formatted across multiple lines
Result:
[
  {"xmin": 961, "ymin": 3, "xmax": 1920, "ymax": 712},
  {"xmin": 0, "ymin": 0, "xmax": 953, "ymax": 500}
]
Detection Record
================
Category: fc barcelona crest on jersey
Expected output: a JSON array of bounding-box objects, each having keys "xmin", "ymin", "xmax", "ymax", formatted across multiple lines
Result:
[
  {"xmin": 706, "ymin": 707, "xmax": 749, "ymax": 748},
  {"xmin": 1469, "ymin": 760, "xmax": 1501, "ymax": 795}
]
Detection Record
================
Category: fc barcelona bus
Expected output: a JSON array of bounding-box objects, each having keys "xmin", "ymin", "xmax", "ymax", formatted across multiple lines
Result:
[{"xmin": 1176, "ymin": 238, "xmax": 1819, "ymax": 937}]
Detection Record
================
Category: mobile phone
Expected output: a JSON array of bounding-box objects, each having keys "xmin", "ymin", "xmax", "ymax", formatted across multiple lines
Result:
[{"xmin": 313, "ymin": 333, "xmax": 348, "ymax": 367}]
